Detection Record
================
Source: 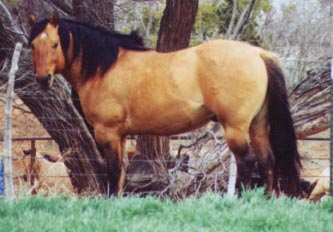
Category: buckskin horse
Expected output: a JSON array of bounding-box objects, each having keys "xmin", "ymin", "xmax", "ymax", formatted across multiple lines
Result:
[{"xmin": 28, "ymin": 13, "xmax": 301, "ymax": 197}]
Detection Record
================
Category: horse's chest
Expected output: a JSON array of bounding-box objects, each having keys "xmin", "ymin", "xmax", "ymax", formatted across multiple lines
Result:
[{"xmin": 80, "ymin": 92, "xmax": 125, "ymax": 127}]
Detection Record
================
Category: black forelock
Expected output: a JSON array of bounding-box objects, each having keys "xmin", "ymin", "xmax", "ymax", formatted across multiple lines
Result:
[
  {"xmin": 29, "ymin": 18, "xmax": 149, "ymax": 79},
  {"xmin": 28, "ymin": 18, "xmax": 49, "ymax": 45}
]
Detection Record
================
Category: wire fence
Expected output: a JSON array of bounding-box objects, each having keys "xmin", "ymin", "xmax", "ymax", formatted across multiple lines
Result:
[{"xmin": 0, "ymin": 126, "xmax": 330, "ymax": 199}]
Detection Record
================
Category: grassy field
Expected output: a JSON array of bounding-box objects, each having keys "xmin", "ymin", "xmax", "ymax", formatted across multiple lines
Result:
[{"xmin": 0, "ymin": 190, "xmax": 332, "ymax": 232}]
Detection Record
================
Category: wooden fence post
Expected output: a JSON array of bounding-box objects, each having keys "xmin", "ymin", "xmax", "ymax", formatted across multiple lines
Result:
[
  {"xmin": 2, "ymin": 43, "xmax": 23, "ymax": 200},
  {"xmin": 30, "ymin": 139, "xmax": 36, "ymax": 186}
]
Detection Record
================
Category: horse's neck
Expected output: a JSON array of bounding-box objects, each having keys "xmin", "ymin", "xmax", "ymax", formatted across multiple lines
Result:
[{"xmin": 62, "ymin": 57, "xmax": 85, "ymax": 91}]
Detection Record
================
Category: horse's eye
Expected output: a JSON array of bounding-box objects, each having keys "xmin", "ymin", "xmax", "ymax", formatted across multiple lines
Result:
[
  {"xmin": 52, "ymin": 43, "xmax": 58, "ymax": 49},
  {"xmin": 31, "ymin": 44, "xmax": 35, "ymax": 50}
]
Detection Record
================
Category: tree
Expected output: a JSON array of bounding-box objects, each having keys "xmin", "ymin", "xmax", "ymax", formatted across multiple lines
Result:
[
  {"xmin": 72, "ymin": 0, "xmax": 115, "ymax": 29},
  {"xmin": 156, "ymin": 0, "xmax": 198, "ymax": 52},
  {"xmin": 193, "ymin": 0, "xmax": 272, "ymax": 44},
  {"xmin": 261, "ymin": 0, "xmax": 332, "ymax": 85}
]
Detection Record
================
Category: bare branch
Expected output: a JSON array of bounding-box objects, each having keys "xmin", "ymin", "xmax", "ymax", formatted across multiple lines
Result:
[
  {"xmin": 47, "ymin": 0, "xmax": 73, "ymax": 16},
  {"xmin": 229, "ymin": 0, "xmax": 256, "ymax": 40},
  {"xmin": 0, "ymin": 1, "xmax": 28, "ymax": 44},
  {"xmin": 225, "ymin": 0, "xmax": 238, "ymax": 39}
]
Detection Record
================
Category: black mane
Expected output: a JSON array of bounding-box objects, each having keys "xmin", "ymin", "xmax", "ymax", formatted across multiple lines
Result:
[{"xmin": 29, "ymin": 18, "xmax": 149, "ymax": 78}]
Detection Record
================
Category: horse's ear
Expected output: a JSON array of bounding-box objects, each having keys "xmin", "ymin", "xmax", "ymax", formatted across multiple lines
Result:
[
  {"xmin": 50, "ymin": 12, "xmax": 60, "ymax": 26},
  {"xmin": 28, "ymin": 14, "xmax": 37, "ymax": 27}
]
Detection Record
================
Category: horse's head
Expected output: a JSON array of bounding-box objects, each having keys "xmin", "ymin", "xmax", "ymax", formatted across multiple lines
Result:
[{"xmin": 28, "ymin": 12, "xmax": 65, "ymax": 89}]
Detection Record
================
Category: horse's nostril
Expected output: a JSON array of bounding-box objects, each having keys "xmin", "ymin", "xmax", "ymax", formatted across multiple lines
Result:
[{"xmin": 36, "ymin": 74, "xmax": 52, "ymax": 88}]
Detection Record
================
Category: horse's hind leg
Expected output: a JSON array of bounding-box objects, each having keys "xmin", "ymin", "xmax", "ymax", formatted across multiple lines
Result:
[
  {"xmin": 250, "ymin": 112, "xmax": 275, "ymax": 196},
  {"xmin": 223, "ymin": 124, "xmax": 255, "ymax": 192}
]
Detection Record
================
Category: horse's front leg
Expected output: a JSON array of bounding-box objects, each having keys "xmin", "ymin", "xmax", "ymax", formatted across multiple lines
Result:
[
  {"xmin": 102, "ymin": 141, "xmax": 122, "ymax": 196},
  {"xmin": 95, "ymin": 126, "xmax": 126, "ymax": 197}
]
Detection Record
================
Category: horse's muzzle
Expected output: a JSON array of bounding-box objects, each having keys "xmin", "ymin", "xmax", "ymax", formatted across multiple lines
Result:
[{"xmin": 36, "ymin": 74, "xmax": 54, "ymax": 89}]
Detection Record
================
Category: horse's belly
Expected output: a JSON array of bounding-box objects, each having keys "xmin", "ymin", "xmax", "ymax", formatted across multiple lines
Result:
[{"xmin": 126, "ymin": 102, "xmax": 213, "ymax": 135}]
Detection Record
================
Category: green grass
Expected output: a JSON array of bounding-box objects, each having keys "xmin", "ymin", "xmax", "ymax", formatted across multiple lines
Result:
[{"xmin": 0, "ymin": 190, "xmax": 332, "ymax": 232}]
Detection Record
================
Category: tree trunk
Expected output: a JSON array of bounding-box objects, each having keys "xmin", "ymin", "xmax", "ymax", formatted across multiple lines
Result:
[
  {"xmin": 0, "ymin": 16, "xmax": 14, "ymax": 67},
  {"xmin": 290, "ymin": 59, "xmax": 331, "ymax": 138},
  {"xmin": 73, "ymin": 0, "xmax": 85, "ymax": 19},
  {"xmin": 127, "ymin": 0, "xmax": 199, "ymax": 195},
  {"xmin": 92, "ymin": 0, "xmax": 115, "ymax": 30},
  {"xmin": 157, "ymin": 0, "xmax": 199, "ymax": 52}
]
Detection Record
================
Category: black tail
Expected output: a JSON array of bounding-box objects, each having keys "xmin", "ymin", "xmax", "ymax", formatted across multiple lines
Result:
[{"xmin": 262, "ymin": 54, "xmax": 302, "ymax": 196}]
